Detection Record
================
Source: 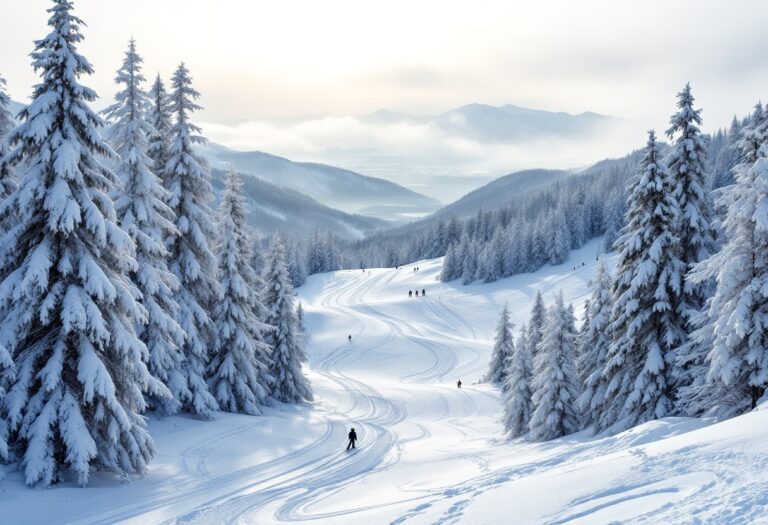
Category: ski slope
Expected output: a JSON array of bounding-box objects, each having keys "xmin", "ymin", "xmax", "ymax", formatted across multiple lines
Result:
[{"xmin": 3, "ymin": 238, "xmax": 768, "ymax": 524}]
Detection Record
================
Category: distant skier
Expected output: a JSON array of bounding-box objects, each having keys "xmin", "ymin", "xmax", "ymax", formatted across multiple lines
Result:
[
  {"xmin": 457, "ymin": 379, "xmax": 462, "ymax": 389},
  {"xmin": 347, "ymin": 428, "xmax": 358, "ymax": 450},
  {"xmin": 422, "ymin": 288, "xmax": 425, "ymax": 297},
  {"xmin": 415, "ymin": 290, "xmax": 419, "ymax": 297},
  {"xmin": 409, "ymin": 290, "xmax": 413, "ymax": 297},
  {"xmin": 348, "ymin": 334, "xmax": 352, "ymax": 342}
]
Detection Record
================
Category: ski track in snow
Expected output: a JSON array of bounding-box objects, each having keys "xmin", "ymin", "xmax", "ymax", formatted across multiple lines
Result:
[{"xmin": 4, "ymin": 238, "xmax": 768, "ymax": 524}]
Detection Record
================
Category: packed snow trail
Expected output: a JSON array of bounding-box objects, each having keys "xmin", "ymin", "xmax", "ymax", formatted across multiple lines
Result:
[{"xmin": 4, "ymin": 238, "xmax": 768, "ymax": 524}]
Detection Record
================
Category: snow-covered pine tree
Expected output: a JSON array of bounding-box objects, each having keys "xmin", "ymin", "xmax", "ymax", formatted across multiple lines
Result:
[
  {"xmin": 741, "ymin": 103, "xmax": 766, "ymax": 166},
  {"xmin": 297, "ymin": 301, "xmax": 306, "ymax": 334},
  {"xmin": 0, "ymin": 0, "xmax": 154, "ymax": 486},
  {"xmin": 263, "ymin": 235, "xmax": 313, "ymax": 404},
  {"xmin": 576, "ymin": 259, "xmax": 613, "ymax": 427},
  {"xmin": 528, "ymin": 292, "xmax": 581, "ymax": 441},
  {"xmin": 440, "ymin": 242, "xmax": 459, "ymax": 282},
  {"xmin": 323, "ymin": 232, "xmax": 340, "ymax": 272},
  {"xmin": 596, "ymin": 131, "xmax": 685, "ymax": 433},
  {"xmin": 285, "ymin": 239, "xmax": 308, "ymax": 287},
  {"xmin": 485, "ymin": 305, "xmax": 514, "ymax": 384},
  {"xmin": 461, "ymin": 239, "xmax": 479, "ymax": 285},
  {"xmin": 103, "ymin": 39, "xmax": 184, "ymax": 414},
  {"xmin": 147, "ymin": 74, "xmax": 172, "ymax": 188},
  {"xmin": 549, "ymin": 209, "xmax": 571, "ymax": 265},
  {"xmin": 679, "ymin": 118, "xmax": 768, "ymax": 417},
  {"xmin": 0, "ymin": 73, "xmax": 17, "ymax": 199},
  {"xmin": 502, "ymin": 325, "xmax": 533, "ymax": 438},
  {"xmin": 165, "ymin": 63, "xmax": 219, "ymax": 417},
  {"xmin": 209, "ymin": 170, "xmax": 272, "ymax": 414},
  {"xmin": 675, "ymin": 105, "xmax": 766, "ymax": 413},
  {"xmin": 666, "ymin": 83, "xmax": 716, "ymax": 323},
  {"xmin": 0, "ymin": 74, "xmax": 12, "ymax": 149},
  {"xmin": 526, "ymin": 291, "xmax": 546, "ymax": 357}
]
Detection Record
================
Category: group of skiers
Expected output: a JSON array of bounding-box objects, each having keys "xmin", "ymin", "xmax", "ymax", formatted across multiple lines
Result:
[{"xmin": 408, "ymin": 289, "xmax": 426, "ymax": 297}]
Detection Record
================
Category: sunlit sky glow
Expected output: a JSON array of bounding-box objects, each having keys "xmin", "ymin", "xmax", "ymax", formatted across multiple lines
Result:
[{"xmin": 2, "ymin": 0, "xmax": 768, "ymax": 183}]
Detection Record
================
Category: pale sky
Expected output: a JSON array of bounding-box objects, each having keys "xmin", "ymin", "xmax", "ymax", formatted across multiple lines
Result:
[{"xmin": 2, "ymin": 0, "xmax": 768, "ymax": 183}]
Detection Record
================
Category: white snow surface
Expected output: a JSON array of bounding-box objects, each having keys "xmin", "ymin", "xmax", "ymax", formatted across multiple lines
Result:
[{"xmin": 3, "ymin": 237, "xmax": 768, "ymax": 524}]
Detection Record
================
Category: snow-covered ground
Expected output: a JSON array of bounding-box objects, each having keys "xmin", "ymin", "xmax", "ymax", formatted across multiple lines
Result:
[{"xmin": 4, "ymin": 238, "xmax": 768, "ymax": 524}]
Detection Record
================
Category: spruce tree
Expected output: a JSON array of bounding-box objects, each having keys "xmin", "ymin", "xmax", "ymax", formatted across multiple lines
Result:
[
  {"xmin": 526, "ymin": 291, "xmax": 546, "ymax": 357},
  {"xmin": 165, "ymin": 63, "xmax": 219, "ymax": 417},
  {"xmin": 0, "ymin": 73, "xmax": 17, "ymax": 198},
  {"xmin": 666, "ymin": 83, "xmax": 716, "ymax": 322},
  {"xmin": 596, "ymin": 131, "xmax": 685, "ymax": 433},
  {"xmin": 680, "ymin": 123, "xmax": 768, "ymax": 417},
  {"xmin": 147, "ymin": 74, "xmax": 172, "ymax": 188},
  {"xmin": 528, "ymin": 292, "xmax": 581, "ymax": 441},
  {"xmin": 485, "ymin": 305, "xmax": 514, "ymax": 384},
  {"xmin": 0, "ymin": 0, "xmax": 153, "ymax": 486},
  {"xmin": 502, "ymin": 325, "xmax": 533, "ymax": 438},
  {"xmin": 263, "ymin": 235, "xmax": 313, "ymax": 404},
  {"xmin": 440, "ymin": 242, "xmax": 459, "ymax": 282},
  {"xmin": 676, "ymin": 105, "xmax": 765, "ymax": 413},
  {"xmin": 576, "ymin": 259, "xmax": 613, "ymax": 427},
  {"xmin": 103, "ymin": 39, "xmax": 186, "ymax": 414},
  {"xmin": 209, "ymin": 171, "xmax": 272, "ymax": 414}
]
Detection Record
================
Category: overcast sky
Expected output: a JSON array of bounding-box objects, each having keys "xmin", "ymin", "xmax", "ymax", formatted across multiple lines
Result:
[{"xmin": 2, "ymin": 0, "xmax": 768, "ymax": 180}]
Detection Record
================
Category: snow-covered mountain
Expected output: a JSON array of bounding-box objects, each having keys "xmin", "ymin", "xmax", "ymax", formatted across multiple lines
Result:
[
  {"xmin": 209, "ymin": 168, "xmax": 386, "ymax": 240},
  {"xmin": 361, "ymin": 103, "xmax": 618, "ymax": 143},
  {"xmin": 431, "ymin": 168, "xmax": 572, "ymax": 219},
  {"xmin": 202, "ymin": 143, "xmax": 440, "ymax": 220}
]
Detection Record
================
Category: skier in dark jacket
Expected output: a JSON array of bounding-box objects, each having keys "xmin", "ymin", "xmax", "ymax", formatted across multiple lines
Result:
[
  {"xmin": 415, "ymin": 290, "xmax": 419, "ymax": 297},
  {"xmin": 422, "ymin": 289, "xmax": 426, "ymax": 297},
  {"xmin": 347, "ymin": 428, "xmax": 358, "ymax": 450},
  {"xmin": 409, "ymin": 290, "xmax": 413, "ymax": 297},
  {"xmin": 457, "ymin": 379, "xmax": 462, "ymax": 389},
  {"xmin": 348, "ymin": 334, "xmax": 352, "ymax": 342}
]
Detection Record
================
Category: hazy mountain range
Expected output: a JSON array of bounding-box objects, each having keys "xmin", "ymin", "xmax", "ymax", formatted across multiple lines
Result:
[
  {"xmin": 209, "ymin": 168, "xmax": 386, "ymax": 240},
  {"xmin": 201, "ymin": 143, "xmax": 440, "ymax": 220},
  {"xmin": 360, "ymin": 103, "xmax": 616, "ymax": 143}
]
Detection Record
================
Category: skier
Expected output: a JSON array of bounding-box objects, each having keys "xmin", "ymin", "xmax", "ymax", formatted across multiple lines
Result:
[
  {"xmin": 422, "ymin": 289, "xmax": 425, "ymax": 297},
  {"xmin": 457, "ymin": 379, "xmax": 462, "ymax": 389},
  {"xmin": 347, "ymin": 428, "xmax": 358, "ymax": 450},
  {"xmin": 409, "ymin": 290, "xmax": 413, "ymax": 297},
  {"xmin": 415, "ymin": 290, "xmax": 419, "ymax": 297},
  {"xmin": 348, "ymin": 334, "xmax": 352, "ymax": 342}
]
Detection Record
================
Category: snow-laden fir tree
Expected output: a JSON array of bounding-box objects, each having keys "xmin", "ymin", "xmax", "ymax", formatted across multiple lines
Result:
[
  {"xmin": 165, "ymin": 63, "xmax": 219, "ymax": 417},
  {"xmin": 103, "ymin": 39, "xmax": 186, "ymax": 414},
  {"xmin": 0, "ymin": 74, "xmax": 12, "ymax": 149},
  {"xmin": 576, "ymin": 259, "xmax": 613, "ymax": 427},
  {"xmin": 526, "ymin": 291, "xmax": 546, "ymax": 357},
  {"xmin": 0, "ymin": 0, "xmax": 154, "ymax": 486},
  {"xmin": 461, "ymin": 238, "xmax": 479, "ymax": 284},
  {"xmin": 596, "ymin": 131, "xmax": 685, "ymax": 433},
  {"xmin": 485, "ymin": 304, "xmax": 514, "ymax": 384},
  {"xmin": 528, "ymin": 292, "xmax": 581, "ymax": 441},
  {"xmin": 0, "ymin": 73, "xmax": 17, "ymax": 199},
  {"xmin": 147, "ymin": 74, "xmax": 172, "ymax": 188},
  {"xmin": 666, "ymin": 83, "xmax": 716, "ymax": 324},
  {"xmin": 440, "ymin": 242, "xmax": 460, "ymax": 282},
  {"xmin": 675, "ymin": 105, "xmax": 765, "ymax": 413},
  {"xmin": 740, "ymin": 103, "xmax": 766, "ymax": 166},
  {"xmin": 548, "ymin": 209, "xmax": 571, "ymax": 265},
  {"xmin": 209, "ymin": 170, "xmax": 273, "ymax": 414},
  {"xmin": 502, "ymin": 325, "xmax": 533, "ymax": 438},
  {"xmin": 680, "ymin": 125, "xmax": 768, "ymax": 417},
  {"xmin": 263, "ymin": 235, "xmax": 313, "ymax": 404}
]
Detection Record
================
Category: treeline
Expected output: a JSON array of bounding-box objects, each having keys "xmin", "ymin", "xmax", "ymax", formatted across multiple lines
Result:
[
  {"xmin": 488, "ymin": 86, "xmax": 768, "ymax": 440},
  {"xmin": 0, "ymin": 1, "xmax": 311, "ymax": 487},
  {"xmin": 295, "ymin": 105, "xmax": 743, "ymax": 283}
]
